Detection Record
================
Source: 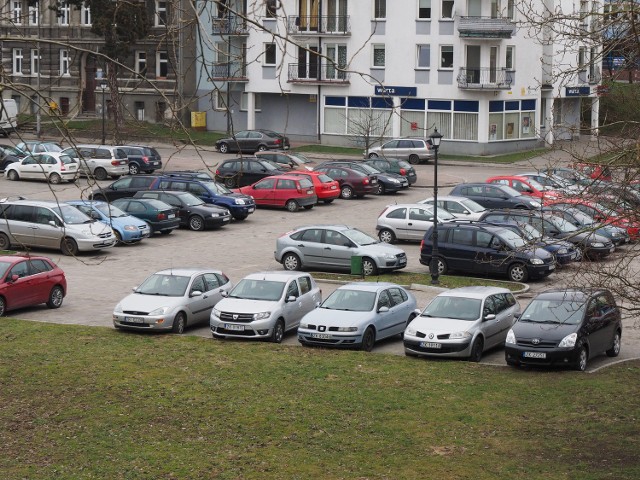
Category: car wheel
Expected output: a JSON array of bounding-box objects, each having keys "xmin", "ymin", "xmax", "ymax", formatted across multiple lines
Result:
[
  {"xmin": 128, "ymin": 163, "xmax": 140, "ymax": 175},
  {"xmin": 188, "ymin": 215, "xmax": 205, "ymax": 231},
  {"xmin": 367, "ymin": 153, "xmax": 378, "ymax": 158},
  {"xmin": 303, "ymin": 205, "xmax": 313, "ymax": 210},
  {"xmin": 257, "ymin": 144, "xmax": 268, "ymax": 152},
  {"xmin": 49, "ymin": 172, "xmax": 62, "ymax": 184},
  {"xmin": 285, "ymin": 199, "xmax": 299, "ymax": 212},
  {"xmin": 361, "ymin": 327, "xmax": 376, "ymax": 352},
  {"xmin": 362, "ymin": 257, "xmax": 378, "ymax": 276},
  {"xmin": 429, "ymin": 257, "xmax": 448, "ymax": 276},
  {"xmin": 46, "ymin": 286, "xmax": 64, "ymax": 309},
  {"xmin": 172, "ymin": 312, "xmax": 186, "ymax": 334},
  {"xmin": 224, "ymin": 177, "xmax": 236, "ymax": 188},
  {"xmin": 0, "ymin": 296, "xmax": 6, "ymax": 316},
  {"xmin": 271, "ymin": 319, "xmax": 285, "ymax": 343},
  {"xmin": 94, "ymin": 167, "xmax": 108, "ymax": 181},
  {"xmin": 575, "ymin": 345, "xmax": 588, "ymax": 371},
  {"xmin": 340, "ymin": 185, "xmax": 354, "ymax": 200},
  {"xmin": 113, "ymin": 230, "xmax": 124, "ymax": 245},
  {"xmin": 60, "ymin": 237, "xmax": 79, "ymax": 256},
  {"xmin": 507, "ymin": 263, "xmax": 529, "ymax": 282},
  {"xmin": 469, "ymin": 337, "xmax": 484, "ymax": 362},
  {"xmin": 375, "ymin": 183, "xmax": 385, "ymax": 195},
  {"xmin": 606, "ymin": 330, "xmax": 621, "ymax": 357},
  {"xmin": 282, "ymin": 252, "xmax": 301, "ymax": 271},
  {"xmin": 323, "ymin": 199, "xmax": 334, "ymax": 204},
  {"xmin": 0, "ymin": 232, "xmax": 11, "ymax": 250},
  {"xmin": 378, "ymin": 228, "xmax": 396, "ymax": 244},
  {"xmin": 218, "ymin": 142, "xmax": 229, "ymax": 153},
  {"xmin": 409, "ymin": 155, "xmax": 420, "ymax": 165},
  {"xmin": 7, "ymin": 170, "xmax": 19, "ymax": 181}
]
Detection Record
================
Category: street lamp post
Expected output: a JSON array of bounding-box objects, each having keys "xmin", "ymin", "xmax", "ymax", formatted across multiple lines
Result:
[
  {"xmin": 429, "ymin": 128, "xmax": 444, "ymax": 285},
  {"xmin": 100, "ymin": 83, "xmax": 107, "ymax": 145}
]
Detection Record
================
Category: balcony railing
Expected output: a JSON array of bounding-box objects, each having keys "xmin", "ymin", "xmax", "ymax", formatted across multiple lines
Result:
[
  {"xmin": 288, "ymin": 63, "xmax": 350, "ymax": 84},
  {"xmin": 211, "ymin": 16, "xmax": 248, "ymax": 35},
  {"xmin": 209, "ymin": 63, "xmax": 248, "ymax": 81},
  {"xmin": 458, "ymin": 16, "xmax": 516, "ymax": 38},
  {"xmin": 287, "ymin": 15, "xmax": 351, "ymax": 35},
  {"xmin": 457, "ymin": 67, "xmax": 513, "ymax": 89}
]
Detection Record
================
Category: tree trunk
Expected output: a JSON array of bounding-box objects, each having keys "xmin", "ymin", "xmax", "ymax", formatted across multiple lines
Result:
[{"xmin": 107, "ymin": 60, "xmax": 123, "ymax": 144}]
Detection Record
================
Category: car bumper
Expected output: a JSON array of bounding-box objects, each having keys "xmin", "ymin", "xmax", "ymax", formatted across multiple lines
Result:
[
  {"xmin": 113, "ymin": 313, "xmax": 175, "ymax": 331},
  {"xmin": 148, "ymin": 219, "xmax": 181, "ymax": 233},
  {"xmin": 210, "ymin": 317, "xmax": 276, "ymax": 339},
  {"xmin": 298, "ymin": 330, "xmax": 364, "ymax": 348},
  {"xmin": 204, "ymin": 215, "xmax": 232, "ymax": 228},
  {"xmin": 555, "ymin": 251, "xmax": 576, "ymax": 265},
  {"xmin": 317, "ymin": 190, "xmax": 341, "ymax": 200},
  {"xmin": 76, "ymin": 236, "xmax": 117, "ymax": 251},
  {"xmin": 141, "ymin": 161, "xmax": 162, "ymax": 171},
  {"xmin": 585, "ymin": 244, "xmax": 615, "ymax": 258},
  {"xmin": 527, "ymin": 263, "xmax": 556, "ymax": 279},
  {"xmin": 228, "ymin": 205, "xmax": 256, "ymax": 218},
  {"xmin": 403, "ymin": 337, "xmax": 472, "ymax": 358},
  {"xmin": 106, "ymin": 166, "xmax": 130, "ymax": 176},
  {"xmin": 505, "ymin": 344, "xmax": 581, "ymax": 367},
  {"xmin": 120, "ymin": 227, "xmax": 151, "ymax": 242},
  {"xmin": 296, "ymin": 196, "xmax": 317, "ymax": 207}
]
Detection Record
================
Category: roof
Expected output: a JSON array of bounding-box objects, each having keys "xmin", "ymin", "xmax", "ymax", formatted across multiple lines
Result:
[
  {"xmin": 534, "ymin": 288, "xmax": 607, "ymax": 302},
  {"xmin": 156, "ymin": 267, "xmax": 222, "ymax": 276},
  {"xmin": 337, "ymin": 282, "xmax": 403, "ymax": 292},
  {"xmin": 439, "ymin": 286, "xmax": 511, "ymax": 298},
  {"xmin": 0, "ymin": 198, "xmax": 76, "ymax": 208},
  {"xmin": 420, "ymin": 195, "xmax": 483, "ymax": 202},
  {"xmin": 243, "ymin": 271, "xmax": 310, "ymax": 281}
]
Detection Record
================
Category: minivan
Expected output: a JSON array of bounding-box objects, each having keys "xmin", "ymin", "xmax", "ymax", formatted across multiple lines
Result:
[{"xmin": 62, "ymin": 144, "xmax": 129, "ymax": 180}]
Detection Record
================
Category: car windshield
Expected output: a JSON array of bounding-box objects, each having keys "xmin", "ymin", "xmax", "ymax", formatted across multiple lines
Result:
[
  {"xmin": 259, "ymin": 160, "xmax": 280, "ymax": 171},
  {"xmin": 2, "ymin": 146, "xmax": 22, "ymax": 155},
  {"xmin": 359, "ymin": 163, "xmax": 381, "ymax": 174},
  {"xmin": 496, "ymin": 229, "xmax": 527, "ymax": 248},
  {"xmin": 176, "ymin": 192, "xmax": 204, "ymax": 206},
  {"xmin": 95, "ymin": 203, "xmax": 129, "ymax": 218},
  {"xmin": 321, "ymin": 289, "xmax": 376, "ymax": 312},
  {"xmin": 0, "ymin": 261, "xmax": 11, "ymax": 278},
  {"xmin": 519, "ymin": 298, "xmax": 586, "ymax": 325},
  {"xmin": 52, "ymin": 205, "xmax": 93, "ymax": 224},
  {"xmin": 136, "ymin": 274, "xmax": 190, "ymax": 297},
  {"xmin": 526, "ymin": 178, "xmax": 546, "ymax": 190},
  {"xmin": 547, "ymin": 215, "xmax": 578, "ymax": 232},
  {"xmin": 517, "ymin": 222, "xmax": 542, "ymax": 240},
  {"xmin": 229, "ymin": 279, "xmax": 285, "ymax": 301},
  {"xmin": 562, "ymin": 207, "xmax": 594, "ymax": 226},
  {"xmin": 421, "ymin": 296, "xmax": 481, "ymax": 321},
  {"xmin": 291, "ymin": 153, "xmax": 312, "ymax": 164},
  {"xmin": 459, "ymin": 198, "xmax": 486, "ymax": 213},
  {"xmin": 343, "ymin": 228, "xmax": 378, "ymax": 246},
  {"xmin": 422, "ymin": 205, "xmax": 455, "ymax": 221}
]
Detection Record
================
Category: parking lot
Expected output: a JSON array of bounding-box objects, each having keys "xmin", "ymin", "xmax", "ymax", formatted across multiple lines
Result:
[{"xmin": 2, "ymin": 141, "xmax": 638, "ymax": 371}]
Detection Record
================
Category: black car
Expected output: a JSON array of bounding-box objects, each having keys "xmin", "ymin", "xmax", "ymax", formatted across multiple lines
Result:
[
  {"xmin": 543, "ymin": 205, "xmax": 630, "ymax": 246},
  {"xmin": 449, "ymin": 183, "xmax": 541, "ymax": 210},
  {"xmin": 320, "ymin": 160, "xmax": 408, "ymax": 195},
  {"xmin": 255, "ymin": 151, "xmax": 317, "ymax": 171},
  {"xmin": 89, "ymin": 175, "xmax": 158, "ymax": 202},
  {"xmin": 313, "ymin": 165, "xmax": 377, "ymax": 199},
  {"xmin": 215, "ymin": 129, "xmax": 290, "ymax": 154},
  {"xmin": 364, "ymin": 157, "xmax": 417, "ymax": 185},
  {"xmin": 215, "ymin": 157, "xmax": 289, "ymax": 188},
  {"xmin": 116, "ymin": 145, "xmax": 163, "ymax": 175},
  {"xmin": 419, "ymin": 221, "xmax": 556, "ymax": 282},
  {"xmin": 111, "ymin": 198, "xmax": 180, "ymax": 234},
  {"xmin": 505, "ymin": 288, "xmax": 622, "ymax": 371},
  {"xmin": 478, "ymin": 209, "xmax": 615, "ymax": 260},
  {"xmin": 133, "ymin": 191, "xmax": 231, "ymax": 231},
  {"xmin": 0, "ymin": 144, "xmax": 25, "ymax": 171}
]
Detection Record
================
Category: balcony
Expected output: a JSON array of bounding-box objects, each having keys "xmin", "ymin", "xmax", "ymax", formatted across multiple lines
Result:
[
  {"xmin": 209, "ymin": 63, "xmax": 248, "ymax": 82},
  {"xmin": 288, "ymin": 63, "xmax": 350, "ymax": 84},
  {"xmin": 458, "ymin": 16, "xmax": 516, "ymax": 39},
  {"xmin": 287, "ymin": 15, "xmax": 351, "ymax": 35},
  {"xmin": 457, "ymin": 67, "xmax": 513, "ymax": 90},
  {"xmin": 211, "ymin": 16, "xmax": 248, "ymax": 35}
]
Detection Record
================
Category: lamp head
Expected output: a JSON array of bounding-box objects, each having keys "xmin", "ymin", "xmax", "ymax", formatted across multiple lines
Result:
[{"xmin": 429, "ymin": 128, "xmax": 443, "ymax": 148}]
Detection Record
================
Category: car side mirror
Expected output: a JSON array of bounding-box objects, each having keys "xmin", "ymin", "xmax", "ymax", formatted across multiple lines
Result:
[
  {"xmin": 483, "ymin": 313, "xmax": 496, "ymax": 321},
  {"xmin": 286, "ymin": 295, "xmax": 297, "ymax": 303},
  {"xmin": 221, "ymin": 291, "xmax": 229, "ymax": 297},
  {"xmin": 48, "ymin": 220, "xmax": 58, "ymax": 228},
  {"xmin": 190, "ymin": 290, "xmax": 203, "ymax": 298},
  {"xmin": 132, "ymin": 286, "xmax": 138, "ymax": 292},
  {"xmin": 378, "ymin": 306, "xmax": 390, "ymax": 313},
  {"xmin": 462, "ymin": 210, "xmax": 469, "ymax": 214}
]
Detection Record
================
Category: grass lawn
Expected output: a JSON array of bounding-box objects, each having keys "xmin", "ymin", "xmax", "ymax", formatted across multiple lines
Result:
[{"xmin": 1, "ymin": 320, "xmax": 638, "ymax": 479}]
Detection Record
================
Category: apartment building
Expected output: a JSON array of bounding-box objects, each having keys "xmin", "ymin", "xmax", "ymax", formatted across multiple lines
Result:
[
  {"xmin": 0, "ymin": 0, "xmax": 196, "ymax": 125},
  {"xmin": 197, "ymin": 0, "xmax": 602, "ymax": 154}
]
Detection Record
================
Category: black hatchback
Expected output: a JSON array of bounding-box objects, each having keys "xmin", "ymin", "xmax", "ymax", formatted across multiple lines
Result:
[
  {"xmin": 320, "ymin": 160, "xmax": 408, "ymax": 195},
  {"xmin": 215, "ymin": 157, "xmax": 289, "ymax": 188},
  {"xmin": 505, "ymin": 288, "xmax": 622, "ymax": 371}
]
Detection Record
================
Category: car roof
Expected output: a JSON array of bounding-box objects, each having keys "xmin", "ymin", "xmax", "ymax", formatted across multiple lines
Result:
[
  {"xmin": 533, "ymin": 288, "xmax": 607, "ymax": 302},
  {"xmin": 0, "ymin": 198, "xmax": 73, "ymax": 208},
  {"xmin": 0, "ymin": 254, "xmax": 53, "ymax": 263},
  {"xmin": 243, "ymin": 271, "xmax": 310, "ymax": 281},
  {"xmin": 438, "ymin": 286, "xmax": 511, "ymax": 298},
  {"xmin": 337, "ymin": 282, "xmax": 402, "ymax": 292},
  {"xmin": 66, "ymin": 199, "xmax": 108, "ymax": 206},
  {"xmin": 290, "ymin": 224, "xmax": 352, "ymax": 232},
  {"xmin": 155, "ymin": 267, "xmax": 222, "ymax": 276},
  {"xmin": 384, "ymin": 203, "xmax": 433, "ymax": 209},
  {"xmin": 439, "ymin": 221, "xmax": 505, "ymax": 234},
  {"xmin": 422, "ymin": 195, "xmax": 481, "ymax": 202}
]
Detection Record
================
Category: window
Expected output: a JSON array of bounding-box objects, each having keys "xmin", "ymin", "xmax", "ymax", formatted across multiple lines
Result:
[
  {"xmin": 264, "ymin": 43, "xmax": 276, "ymax": 65},
  {"xmin": 578, "ymin": 46, "xmax": 586, "ymax": 70},
  {"xmin": 373, "ymin": 44, "xmax": 385, "ymax": 67},
  {"xmin": 507, "ymin": 0, "xmax": 515, "ymax": 20},
  {"xmin": 374, "ymin": 0, "xmax": 386, "ymax": 19},
  {"xmin": 440, "ymin": 45, "xmax": 453, "ymax": 68},
  {"xmin": 266, "ymin": 0, "xmax": 277, "ymax": 18},
  {"xmin": 81, "ymin": 5, "xmax": 91, "ymax": 25},
  {"xmin": 13, "ymin": 49, "xmax": 23, "ymax": 75},
  {"xmin": 58, "ymin": 2, "xmax": 70, "ymax": 25},
  {"xmin": 441, "ymin": 0, "xmax": 454, "ymax": 18},
  {"xmin": 299, "ymin": 276, "xmax": 312, "ymax": 294},
  {"xmin": 419, "ymin": 0, "xmax": 431, "ymax": 19},
  {"xmin": 240, "ymin": 93, "xmax": 262, "ymax": 112},
  {"xmin": 29, "ymin": 2, "xmax": 38, "ymax": 25},
  {"xmin": 136, "ymin": 51, "xmax": 147, "ymax": 75},
  {"xmin": 451, "ymin": 228, "xmax": 474, "ymax": 246},
  {"xmin": 417, "ymin": 44, "xmax": 430, "ymax": 68},
  {"xmin": 214, "ymin": 91, "xmax": 227, "ymax": 110},
  {"xmin": 31, "ymin": 49, "xmax": 39, "ymax": 75},
  {"xmin": 156, "ymin": 51, "xmax": 168, "ymax": 78},
  {"xmin": 506, "ymin": 46, "xmax": 515, "ymax": 70},
  {"xmin": 155, "ymin": 1, "xmax": 167, "ymax": 26},
  {"xmin": 60, "ymin": 49, "xmax": 70, "ymax": 76},
  {"xmin": 13, "ymin": 1, "xmax": 22, "ymax": 24}
]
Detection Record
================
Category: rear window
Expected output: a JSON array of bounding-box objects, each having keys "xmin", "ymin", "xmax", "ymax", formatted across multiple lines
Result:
[
  {"xmin": 115, "ymin": 148, "xmax": 128, "ymax": 160},
  {"xmin": 317, "ymin": 174, "xmax": 333, "ymax": 183},
  {"xmin": 397, "ymin": 160, "xmax": 412, "ymax": 169},
  {"xmin": 298, "ymin": 178, "xmax": 313, "ymax": 188},
  {"xmin": 60, "ymin": 155, "xmax": 77, "ymax": 165}
]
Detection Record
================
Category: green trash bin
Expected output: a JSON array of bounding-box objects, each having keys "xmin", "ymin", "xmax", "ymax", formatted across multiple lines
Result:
[{"xmin": 350, "ymin": 255, "xmax": 363, "ymax": 276}]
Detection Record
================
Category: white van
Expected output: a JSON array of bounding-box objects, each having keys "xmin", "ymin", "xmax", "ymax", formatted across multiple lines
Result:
[{"xmin": 0, "ymin": 99, "xmax": 18, "ymax": 136}]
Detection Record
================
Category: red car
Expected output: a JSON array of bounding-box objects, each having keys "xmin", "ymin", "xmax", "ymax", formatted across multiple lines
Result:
[
  {"xmin": 547, "ymin": 197, "xmax": 640, "ymax": 240},
  {"xmin": 235, "ymin": 174, "xmax": 317, "ymax": 212},
  {"xmin": 486, "ymin": 175, "xmax": 563, "ymax": 203},
  {"xmin": 285, "ymin": 171, "xmax": 340, "ymax": 204},
  {"xmin": 572, "ymin": 162, "xmax": 613, "ymax": 181},
  {"xmin": 0, "ymin": 255, "xmax": 67, "ymax": 316}
]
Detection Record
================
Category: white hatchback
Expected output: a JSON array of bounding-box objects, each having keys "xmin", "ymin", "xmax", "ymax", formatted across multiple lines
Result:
[{"xmin": 5, "ymin": 152, "xmax": 78, "ymax": 184}]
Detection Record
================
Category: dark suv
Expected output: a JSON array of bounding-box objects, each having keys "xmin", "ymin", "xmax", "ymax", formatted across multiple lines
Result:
[
  {"xmin": 117, "ymin": 145, "xmax": 162, "ymax": 175},
  {"xmin": 419, "ymin": 222, "xmax": 556, "ymax": 282},
  {"xmin": 449, "ymin": 183, "xmax": 541, "ymax": 210},
  {"xmin": 319, "ymin": 160, "xmax": 408, "ymax": 195},
  {"xmin": 215, "ymin": 157, "xmax": 289, "ymax": 188}
]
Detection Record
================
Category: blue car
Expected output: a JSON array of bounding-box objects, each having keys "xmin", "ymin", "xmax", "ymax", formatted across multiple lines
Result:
[{"xmin": 67, "ymin": 200, "xmax": 151, "ymax": 244}]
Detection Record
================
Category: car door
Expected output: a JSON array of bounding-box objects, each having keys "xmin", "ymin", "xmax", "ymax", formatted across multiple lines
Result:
[
  {"xmin": 231, "ymin": 131, "xmax": 250, "ymax": 152},
  {"xmin": 482, "ymin": 233, "xmax": 511, "ymax": 277},
  {"xmin": 18, "ymin": 155, "xmax": 40, "ymax": 179},
  {"xmin": 294, "ymin": 228, "xmax": 326, "ymax": 267},
  {"xmin": 587, "ymin": 294, "xmax": 618, "ymax": 354},
  {"xmin": 407, "ymin": 206, "xmax": 435, "ymax": 241},
  {"xmin": 382, "ymin": 206, "xmax": 409, "ymax": 240},
  {"xmin": 250, "ymin": 178, "xmax": 277, "ymax": 205},
  {"xmin": 186, "ymin": 275, "xmax": 211, "ymax": 324},
  {"xmin": 483, "ymin": 185, "xmax": 511, "ymax": 209},
  {"xmin": 4, "ymin": 260, "xmax": 35, "ymax": 309},
  {"xmin": 321, "ymin": 229, "xmax": 355, "ymax": 269},
  {"xmin": 482, "ymin": 294, "xmax": 514, "ymax": 348},
  {"xmin": 281, "ymin": 279, "xmax": 305, "ymax": 330},
  {"xmin": 28, "ymin": 259, "xmax": 56, "ymax": 304},
  {"xmin": 202, "ymin": 272, "xmax": 227, "ymax": 307},
  {"xmin": 296, "ymin": 275, "xmax": 320, "ymax": 315},
  {"xmin": 4, "ymin": 205, "xmax": 37, "ymax": 247},
  {"xmin": 374, "ymin": 289, "xmax": 401, "ymax": 340},
  {"xmin": 445, "ymin": 227, "xmax": 477, "ymax": 273},
  {"xmin": 387, "ymin": 287, "xmax": 413, "ymax": 336},
  {"xmin": 380, "ymin": 140, "xmax": 400, "ymax": 157},
  {"xmin": 32, "ymin": 206, "xmax": 64, "ymax": 249}
]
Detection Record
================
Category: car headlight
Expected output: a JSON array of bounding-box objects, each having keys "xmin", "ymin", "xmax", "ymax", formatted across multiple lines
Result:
[
  {"xmin": 124, "ymin": 225, "xmax": 137, "ymax": 231},
  {"xmin": 253, "ymin": 311, "xmax": 271, "ymax": 320},
  {"xmin": 505, "ymin": 329, "xmax": 516, "ymax": 344},
  {"xmin": 337, "ymin": 327, "xmax": 358, "ymax": 332},
  {"xmin": 299, "ymin": 322, "xmax": 309, "ymax": 329},
  {"xmin": 390, "ymin": 179, "xmax": 400, "ymax": 184},
  {"xmin": 557, "ymin": 248, "xmax": 568, "ymax": 254},
  {"xmin": 383, "ymin": 253, "xmax": 395, "ymax": 260},
  {"xmin": 212, "ymin": 308, "xmax": 220, "ymax": 318},
  {"xmin": 529, "ymin": 200, "xmax": 541, "ymax": 207},
  {"xmin": 405, "ymin": 327, "xmax": 416, "ymax": 336},
  {"xmin": 235, "ymin": 198, "xmax": 247, "ymax": 205},
  {"xmin": 558, "ymin": 332, "xmax": 577, "ymax": 348},
  {"xmin": 529, "ymin": 258, "xmax": 544, "ymax": 265},
  {"xmin": 114, "ymin": 303, "xmax": 123, "ymax": 313},
  {"xmin": 148, "ymin": 306, "xmax": 170, "ymax": 316},
  {"xmin": 590, "ymin": 242, "xmax": 605, "ymax": 248},
  {"xmin": 449, "ymin": 331, "xmax": 472, "ymax": 339}
]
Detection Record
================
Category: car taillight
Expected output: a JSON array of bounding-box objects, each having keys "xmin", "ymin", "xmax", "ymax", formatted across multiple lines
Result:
[
  {"xmin": 363, "ymin": 178, "xmax": 370, "ymax": 185},
  {"xmin": 111, "ymin": 160, "xmax": 119, "ymax": 166},
  {"xmin": 400, "ymin": 168, "xmax": 407, "ymax": 175},
  {"xmin": 420, "ymin": 240, "xmax": 424, "ymax": 249},
  {"xmin": 60, "ymin": 163, "xmax": 66, "ymax": 171},
  {"xmin": 274, "ymin": 139, "xmax": 281, "ymax": 145},
  {"xmin": 157, "ymin": 213, "xmax": 167, "ymax": 220},
  {"xmin": 142, "ymin": 156, "xmax": 150, "ymax": 164},
  {"xmin": 215, "ymin": 169, "xmax": 220, "ymax": 175},
  {"xmin": 297, "ymin": 184, "xmax": 303, "ymax": 193}
]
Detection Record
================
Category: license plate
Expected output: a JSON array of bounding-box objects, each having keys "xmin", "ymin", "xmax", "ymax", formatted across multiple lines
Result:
[
  {"xmin": 248, "ymin": 207, "xmax": 255, "ymax": 212},
  {"xmin": 124, "ymin": 316, "xmax": 144, "ymax": 323},
  {"xmin": 223, "ymin": 218, "xmax": 230, "ymax": 222},
  {"xmin": 420, "ymin": 342, "xmax": 441, "ymax": 349},
  {"xmin": 224, "ymin": 324, "xmax": 244, "ymax": 331},
  {"xmin": 168, "ymin": 214, "xmax": 175, "ymax": 219},
  {"xmin": 371, "ymin": 179, "xmax": 378, "ymax": 184},
  {"xmin": 549, "ymin": 264, "xmax": 555, "ymax": 270},
  {"xmin": 523, "ymin": 351, "xmax": 546, "ymax": 359},
  {"xmin": 153, "ymin": 161, "xmax": 159, "ymax": 166},
  {"xmin": 311, "ymin": 333, "xmax": 331, "ymax": 339},
  {"xmin": 307, "ymin": 190, "xmax": 314, "ymax": 194},
  {"xmin": 609, "ymin": 247, "xmax": 615, "ymax": 252}
]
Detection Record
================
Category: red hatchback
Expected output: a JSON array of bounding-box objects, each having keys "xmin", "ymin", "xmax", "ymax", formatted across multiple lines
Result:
[
  {"xmin": 235, "ymin": 175, "xmax": 318, "ymax": 212},
  {"xmin": 486, "ymin": 175, "xmax": 563, "ymax": 203},
  {"xmin": 286, "ymin": 171, "xmax": 340, "ymax": 204},
  {"xmin": 0, "ymin": 255, "xmax": 67, "ymax": 316}
]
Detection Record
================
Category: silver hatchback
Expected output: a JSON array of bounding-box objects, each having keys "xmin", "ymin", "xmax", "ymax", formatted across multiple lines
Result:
[{"xmin": 376, "ymin": 203, "xmax": 457, "ymax": 243}]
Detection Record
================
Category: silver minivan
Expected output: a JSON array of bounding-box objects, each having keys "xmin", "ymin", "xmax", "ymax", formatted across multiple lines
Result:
[
  {"xmin": 0, "ymin": 198, "xmax": 116, "ymax": 255},
  {"xmin": 62, "ymin": 144, "xmax": 129, "ymax": 181},
  {"xmin": 365, "ymin": 138, "xmax": 434, "ymax": 164}
]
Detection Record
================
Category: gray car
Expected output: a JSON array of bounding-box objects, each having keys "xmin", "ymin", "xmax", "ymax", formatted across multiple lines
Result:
[
  {"xmin": 274, "ymin": 225, "xmax": 408, "ymax": 276},
  {"xmin": 365, "ymin": 138, "xmax": 434, "ymax": 164},
  {"xmin": 376, "ymin": 203, "xmax": 457, "ymax": 243},
  {"xmin": 113, "ymin": 268, "xmax": 233, "ymax": 333},
  {"xmin": 210, "ymin": 271, "xmax": 321, "ymax": 343},
  {"xmin": 403, "ymin": 287, "xmax": 520, "ymax": 361}
]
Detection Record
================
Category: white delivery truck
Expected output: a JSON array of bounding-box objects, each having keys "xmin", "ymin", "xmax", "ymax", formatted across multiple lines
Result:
[{"xmin": 0, "ymin": 99, "xmax": 18, "ymax": 136}]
